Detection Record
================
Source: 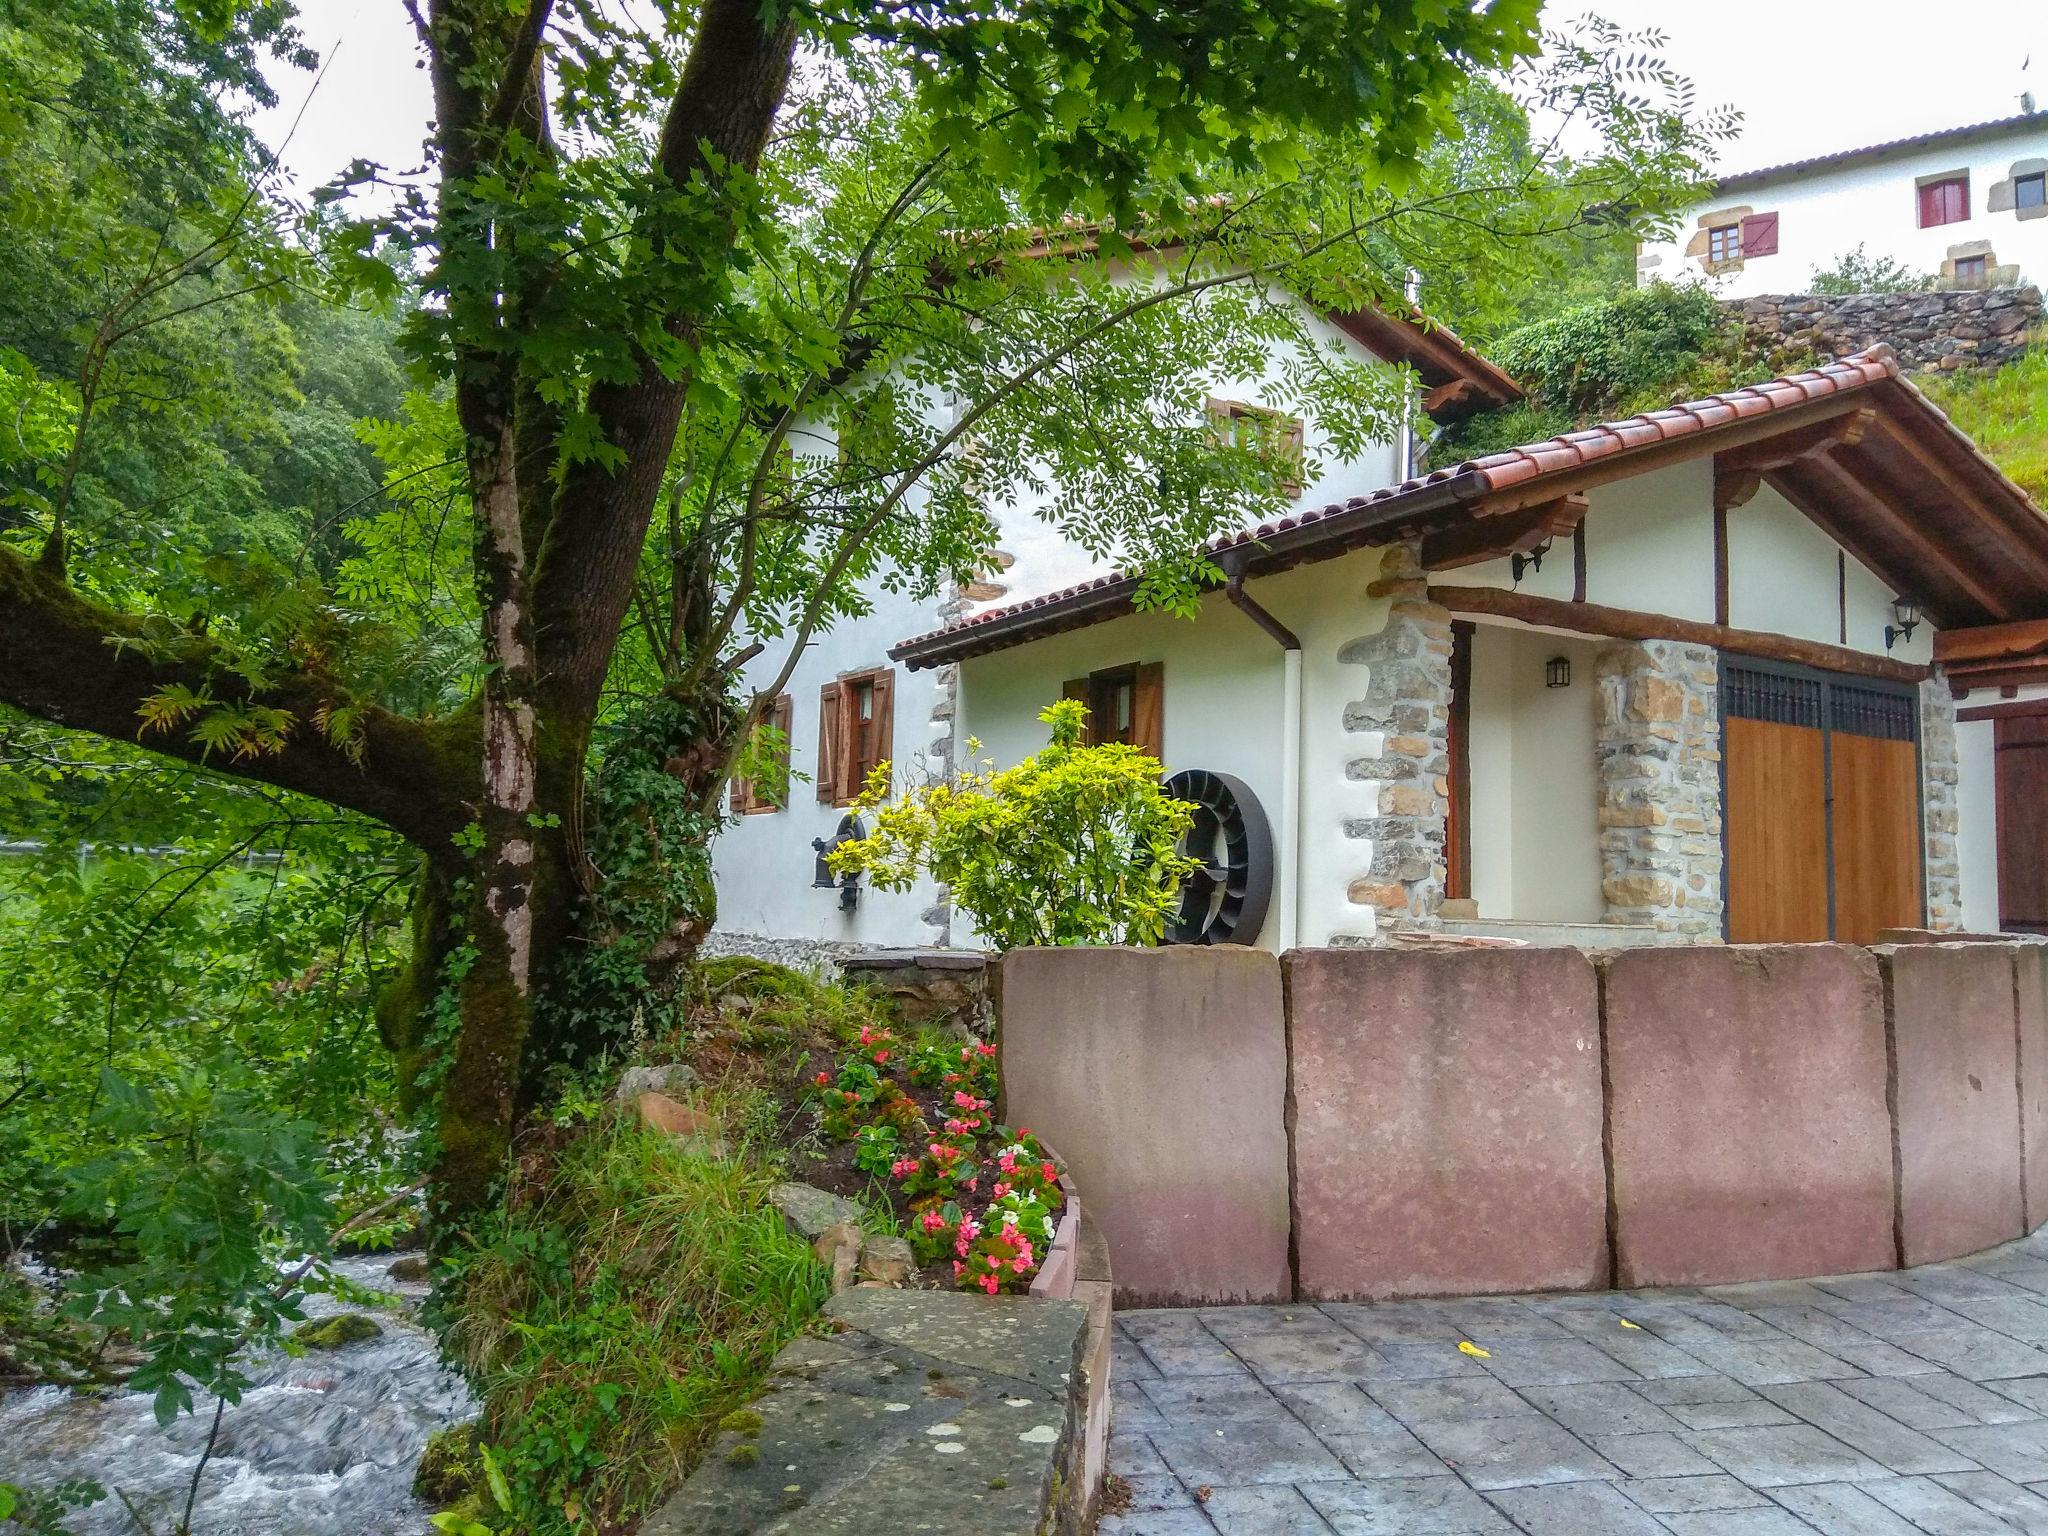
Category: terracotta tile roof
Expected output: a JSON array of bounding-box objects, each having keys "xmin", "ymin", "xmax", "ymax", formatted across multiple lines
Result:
[
  {"xmin": 890, "ymin": 348, "xmax": 1911, "ymax": 666},
  {"xmin": 1714, "ymin": 111, "xmax": 2048, "ymax": 194}
]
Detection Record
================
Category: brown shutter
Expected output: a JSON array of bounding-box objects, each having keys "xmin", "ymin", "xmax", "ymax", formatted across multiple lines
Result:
[
  {"xmin": 868, "ymin": 670, "xmax": 895, "ymax": 786},
  {"xmin": 1131, "ymin": 662, "xmax": 1164, "ymax": 762},
  {"xmin": 771, "ymin": 694, "xmax": 793, "ymax": 807},
  {"xmin": 1061, "ymin": 676, "xmax": 1090, "ymax": 742},
  {"xmin": 1282, "ymin": 416, "xmax": 1306, "ymax": 497},
  {"xmin": 817, "ymin": 682, "xmax": 841, "ymax": 803},
  {"xmin": 731, "ymin": 773, "xmax": 749, "ymax": 813},
  {"xmin": 1739, "ymin": 211, "xmax": 1779, "ymax": 257}
]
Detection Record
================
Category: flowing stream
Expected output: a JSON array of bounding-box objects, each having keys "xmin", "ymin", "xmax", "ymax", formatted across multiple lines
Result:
[{"xmin": 0, "ymin": 1253, "xmax": 475, "ymax": 1535}]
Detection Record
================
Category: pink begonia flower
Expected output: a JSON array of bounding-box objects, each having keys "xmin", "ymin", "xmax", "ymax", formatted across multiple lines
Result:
[
  {"xmin": 1012, "ymin": 1255, "xmax": 1031, "ymax": 1273},
  {"xmin": 997, "ymin": 1153, "xmax": 1017, "ymax": 1173},
  {"xmin": 872, "ymin": 1049, "xmax": 889, "ymax": 1064},
  {"xmin": 992, "ymin": 1182, "xmax": 1010, "ymax": 1198},
  {"xmin": 1016, "ymin": 1240, "xmax": 1035, "ymax": 1264},
  {"xmin": 922, "ymin": 1210, "xmax": 947, "ymax": 1232},
  {"xmin": 964, "ymin": 1179, "xmax": 978, "ymax": 1193},
  {"xmin": 976, "ymin": 1042, "xmax": 997, "ymax": 1057},
  {"xmin": 980, "ymin": 1273, "xmax": 1000, "ymax": 1295},
  {"xmin": 892, "ymin": 1158, "xmax": 919, "ymax": 1178},
  {"xmin": 1040, "ymin": 1161, "xmax": 1058, "ymax": 1181},
  {"xmin": 953, "ymin": 1260, "xmax": 965, "ymax": 1279},
  {"xmin": 958, "ymin": 1217, "xmax": 981, "ymax": 1241}
]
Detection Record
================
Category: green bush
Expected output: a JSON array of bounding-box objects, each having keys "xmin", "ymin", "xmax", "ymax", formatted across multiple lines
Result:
[
  {"xmin": 1808, "ymin": 245, "xmax": 1934, "ymax": 296},
  {"xmin": 443, "ymin": 1119, "xmax": 827, "ymax": 1533},
  {"xmin": 1489, "ymin": 282, "xmax": 1724, "ymax": 417},
  {"xmin": 828, "ymin": 699, "xmax": 1199, "ymax": 948}
]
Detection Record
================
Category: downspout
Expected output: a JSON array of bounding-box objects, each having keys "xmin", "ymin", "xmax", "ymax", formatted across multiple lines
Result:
[{"xmin": 1222, "ymin": 555, "xmax": 1303, "ymax": 951}]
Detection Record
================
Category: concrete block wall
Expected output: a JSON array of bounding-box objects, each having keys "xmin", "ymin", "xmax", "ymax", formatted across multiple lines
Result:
[{"xmin": 1000, "ymin": 940, "xmax": 2048, "ymax": 1306}]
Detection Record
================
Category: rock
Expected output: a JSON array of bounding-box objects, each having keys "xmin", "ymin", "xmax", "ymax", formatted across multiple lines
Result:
[
  {"xmin": 769, "ymin": 1181, "xmax": 862, "ymax": 1240},
  {"xmin": 387, "ymin": 1256, "xmax": 431, "ymax": 1283},
  {"xmin": 613, "ymin": 1061, "xmax": 699, "ymax": 1104},
  {"xmin": 815, "ymin": 1220, "xmax": 863, "ymax": 1292},
  {"xmin": 413, "ymin": 1421, "xmax": 480, "ymax": 1504},
  {"xmin": 859, "ymin": 1235, "xmax": 915, "ymax": 1286},
  {"xmin": 294, "ymin": 1312, "xmax": 382, "ymax": 1350},
  {"xmin": 633, "ymin": 1092, "xmax": 725, "ymax": 1155}
]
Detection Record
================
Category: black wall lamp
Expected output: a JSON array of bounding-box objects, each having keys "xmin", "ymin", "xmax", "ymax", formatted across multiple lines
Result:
[
  {"xmin": 1546, "ymin": 655, "xmax": 1572, "ymax": 689},
  {"xmin": 811, "ymin": 814, "xmax": 865, "ymax": 912},
  {"xmin": 1511, "ymin": 537, "xmax": 1553, "ymax": 584},
  {"xmin": 1886, "ymin": 596, "xmax": 1922, "ymax": 652}
]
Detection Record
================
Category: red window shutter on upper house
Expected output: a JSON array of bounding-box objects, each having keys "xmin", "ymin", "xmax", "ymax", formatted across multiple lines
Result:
[
  {"xmin": 1739, "ymin": 212, "xmax": 1778, "ymax": 257},
  {"xmin": 1920, "ymin": 177, "xmax": 1968, "ymax": 228}
]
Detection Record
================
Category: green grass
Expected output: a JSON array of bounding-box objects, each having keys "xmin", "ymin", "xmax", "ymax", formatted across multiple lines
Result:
[
  {"xmin": 445, "ymin": 1118, "xmax": 829, "ymax": 1533},
  {"xmin": 1922, "ymin": 346, "xmax": 2048, "ymax": 506}
]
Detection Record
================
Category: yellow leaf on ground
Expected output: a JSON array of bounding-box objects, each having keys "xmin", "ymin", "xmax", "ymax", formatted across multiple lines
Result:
[
  {"xmin": 1457, "ymin": 1340, "xmax": 1490, "ymax": 1358},
  {"xmin": 1618, "ymin": 1319, "xmax": 1642, "ymax": 1330}
]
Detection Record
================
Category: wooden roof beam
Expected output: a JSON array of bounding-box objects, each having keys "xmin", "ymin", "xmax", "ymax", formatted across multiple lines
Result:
[
  {"xmin": 1422, "ymin": 494, "xmax": 1587, "ymax": 572},
  {"xmin": 1717, "ymin": 407, "xmax": 1875, "ymax": 476},
  {"xmin": 1859, "ymin": 409, "xmax": 2048, "ymax": 588},
  {"xmin": 1935, "ymin": 616, "xmax": 2048, "ymax": 665},
  {"xmin": 1773, "ymin": 453, "xmax": 2015, "ymax": 625}
]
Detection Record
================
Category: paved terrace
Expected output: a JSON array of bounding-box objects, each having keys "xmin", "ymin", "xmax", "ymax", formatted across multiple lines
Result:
[{"xmin": 1101, "ymin": 1228, "xmax": 2048, "ymax": 1535}]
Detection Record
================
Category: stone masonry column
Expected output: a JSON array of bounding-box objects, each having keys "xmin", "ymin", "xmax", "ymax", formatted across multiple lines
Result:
[
  {"xmin": 1594, "ymin": 640, "xmax": 1724, "ymax": 937},
  {"xmin": 1921, "ymin": 677, "xmax": 1963, "ymax": 932},
  {"xmin": 1337, "ymin": 542, "xmax": 1454, "ymax": 933}
]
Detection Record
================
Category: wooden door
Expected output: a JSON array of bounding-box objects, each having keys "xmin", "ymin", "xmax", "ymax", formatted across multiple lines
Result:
[
  {"xmin": 1997, "ymin": 715, "xmax": 2048, "ymax": 933},
  {"xmin": 1722, "ymin": 662, "xmax": 1922, "ymax": 943},
  {"xmin": 1831, "ymin": 732, "xmax": 1922, "ymax": 943},
  {"xmin": 1726, "ymin": 715, "xmax": 1829, "ymax": 941}
]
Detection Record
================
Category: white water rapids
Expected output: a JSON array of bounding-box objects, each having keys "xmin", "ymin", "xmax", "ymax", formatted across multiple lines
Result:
[{"xmin": 0, "ymin": 1253, "xmax": 475, "ymax": 1534}]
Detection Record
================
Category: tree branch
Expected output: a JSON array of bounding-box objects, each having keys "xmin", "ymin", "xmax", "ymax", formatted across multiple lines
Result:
[{"xmin": 0, "ymin": 547, "xmax": 472, "ymax": 853}]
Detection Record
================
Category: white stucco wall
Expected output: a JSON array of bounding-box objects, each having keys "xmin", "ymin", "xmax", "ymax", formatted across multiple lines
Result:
[
  {"xmin": 1640, "ymin": 123, "xmax": 2048, "ymax": 297},
  {"xmin": 957, "ymin": 550, "xmax": 1395, "ymax": 950},
  {"xmin": 1465, "ymin": 627, "xmax": 1604, "ymax": 924},
  {"xmin": 1458, "ymin": 467, "xmax": 1936, "ymax": 670},
  {"xmin": 1957, "ymin": 716, "xmax": 2002, "ymax": 933}
]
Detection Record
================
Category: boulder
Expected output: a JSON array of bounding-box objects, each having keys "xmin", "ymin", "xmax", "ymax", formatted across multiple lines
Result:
[
  {"xmin": 859, "ymin": 1235, "xmax": 915, "ymax": 1286},
  {"xmin": 632, "ymin": 1092, "xmax": 725, "ymax": 1155},
  {"xmin": 413, "ymin": 1421, "xmax": 480, "ymax": 1504},
  {"xmin": 815, "ymin": 1220, "xmax": 863, "ymax": 1292},
  {"xmin": 613, "ymin": 1062, "xmax": 699, "ymax": 1104},
  {"xmin": 769, "ymin": 1181, "xmax": 862, "ymax": 1240},
  {"xmin": 294, "ymin": 1312, "xmax": 382, "ymax": 1350},
  {"xmin": 387, "ymin": 1255, "xmax": 431, "ymax": 1283}
]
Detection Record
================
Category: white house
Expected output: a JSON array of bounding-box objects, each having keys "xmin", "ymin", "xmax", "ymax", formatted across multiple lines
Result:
[
  {"xmin": 892, "ymin": 348, "xmax": 2048, "ymax": 951},
  {"xmin": 1640, "ymin": 110, "xmax": 2048, "ymax": 297},
  {"xmin": 705, "ymin": 295, "xmax": 1522, "ymax": 958}
]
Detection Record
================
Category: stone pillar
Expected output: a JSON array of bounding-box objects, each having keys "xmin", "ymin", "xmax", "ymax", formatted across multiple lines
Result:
[
  {"xmin": 1921, "ymin": 676, "xmax": 1963, "ymax": 932},
  {"xmin": 1594, "ymin": 640, "xmax": 1723, "ymax": 937},
  {"xmin": 1336, "ymin": 542, "xmax": 1454, "ymax": 931}
]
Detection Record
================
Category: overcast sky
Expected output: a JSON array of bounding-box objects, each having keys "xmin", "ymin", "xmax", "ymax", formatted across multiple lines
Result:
[{"xmin": 252, "ymin": 0, "xmax": 2048, "ymax": 199}]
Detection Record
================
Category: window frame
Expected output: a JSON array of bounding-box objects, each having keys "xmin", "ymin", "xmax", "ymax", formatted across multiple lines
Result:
[
  {"xmin": 1706, "ymin": 222, "xmax": 1743, "ymax": 265},
  {"xmin": 730, "ymin": 693, "xmax": 794, "ymax": 815},
  {"xmin": 1206, "ymin": 397, "xmax": 1307, "ymax": 498},
  {"xmin": 1953, "ymin": 253, "xmax": 1990, "ymax": 287},
  {"xmin": 2017, "ymin": 172, "xmax": 2046, "ymax": 212},
  {"xmin": 1061, "ymin": 661, "xmax": 1164, "ymax": 759},
  {"xmin": 1919, "ymin": 174, "xmax": 1970, "ymax": 229},
  {"xmin": 817, "ymin": 667, "xmax": 895, "ymax": 807}
]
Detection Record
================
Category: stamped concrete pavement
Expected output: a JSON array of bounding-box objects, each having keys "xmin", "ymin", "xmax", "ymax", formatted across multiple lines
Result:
[{"xmin": 1101, "ymin": 1226, "xmax": 2048, "ymax": 1534}]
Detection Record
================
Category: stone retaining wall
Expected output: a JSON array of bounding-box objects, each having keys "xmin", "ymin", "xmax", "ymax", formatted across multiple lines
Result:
[
  {"xmin": 1001, "ymin": 940, "xmax": 2048, "ymax": 1306},
  {"xmin": 1723, "ymin": 286, "xmax": 2042, "ymax": 374}
]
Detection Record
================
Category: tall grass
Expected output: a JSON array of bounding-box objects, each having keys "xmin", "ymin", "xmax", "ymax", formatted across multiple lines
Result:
[
  {"xmin": 1923, "ymin": 346, "xmax": 2048, "ymax": 506},
  {"xmin": 447, "ymin": 1120, "xmax": 829, "ymax": 1532}
]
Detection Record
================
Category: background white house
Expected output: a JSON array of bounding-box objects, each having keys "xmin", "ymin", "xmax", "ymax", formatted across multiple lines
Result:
[
  {"xmin": 706, "ymin": 294, "xmax": 1519, "ymax": 958},
  {"xmin": 1640, "ymin": 108, "xmax": 2048, "ymax": 296}
]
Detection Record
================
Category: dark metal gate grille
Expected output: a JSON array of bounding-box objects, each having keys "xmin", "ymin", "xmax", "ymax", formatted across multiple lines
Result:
[{"xmin": 1725, "ymin": 666, "xmax": 1823, "ymax": 728}]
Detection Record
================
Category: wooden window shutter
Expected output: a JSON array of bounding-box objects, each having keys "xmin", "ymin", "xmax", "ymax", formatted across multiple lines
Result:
[
  {"xmin": 817, "ymin": 682, "xmax": 842, "ymax": 803},
  {"xmin": 1061, "ymin": 677, "xmax": 1090, "ymax": 741},
  {"xmin": 868, "ymin": 670, "xmax": 895, "ymax": 784},
  {"xmin": 1131, "ymin": 662, "xmax": 1164, "ymax": 762},
  {"xmin": 1739, "ymin": 212, "xmax": 1778, "ymax": 257}
]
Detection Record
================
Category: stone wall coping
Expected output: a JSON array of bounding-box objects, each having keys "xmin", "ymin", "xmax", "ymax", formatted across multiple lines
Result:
[{"xmin": 838, "ymin": 948, "xmax": 992, "ymax": 972}]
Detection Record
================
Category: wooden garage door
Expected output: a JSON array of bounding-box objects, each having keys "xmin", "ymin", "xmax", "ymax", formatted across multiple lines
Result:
[
  {"xmin": 1725, "ymin": 663, "xmax": 1922, "ymax": 943},
  {"xmin": 1997, "ymin": 714, "xmax": 2048, "ymax": 934}
]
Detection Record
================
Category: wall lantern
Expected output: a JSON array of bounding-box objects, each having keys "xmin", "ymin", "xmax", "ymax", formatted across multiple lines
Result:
[
  {"xmin": 1511, "ymin": 537, "xmax": 1553, "ymax": 584},
  {"xmin": 811, "ymin": 815, "xmax": 865, "ymax": 912},
  {"xmin": 1545, "ymin": 655, "xmax": 1572, "ymax": 689},
  {"xmin": 1886, "ymin": 596, "xmax": 1922, "ymax": 652}
]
